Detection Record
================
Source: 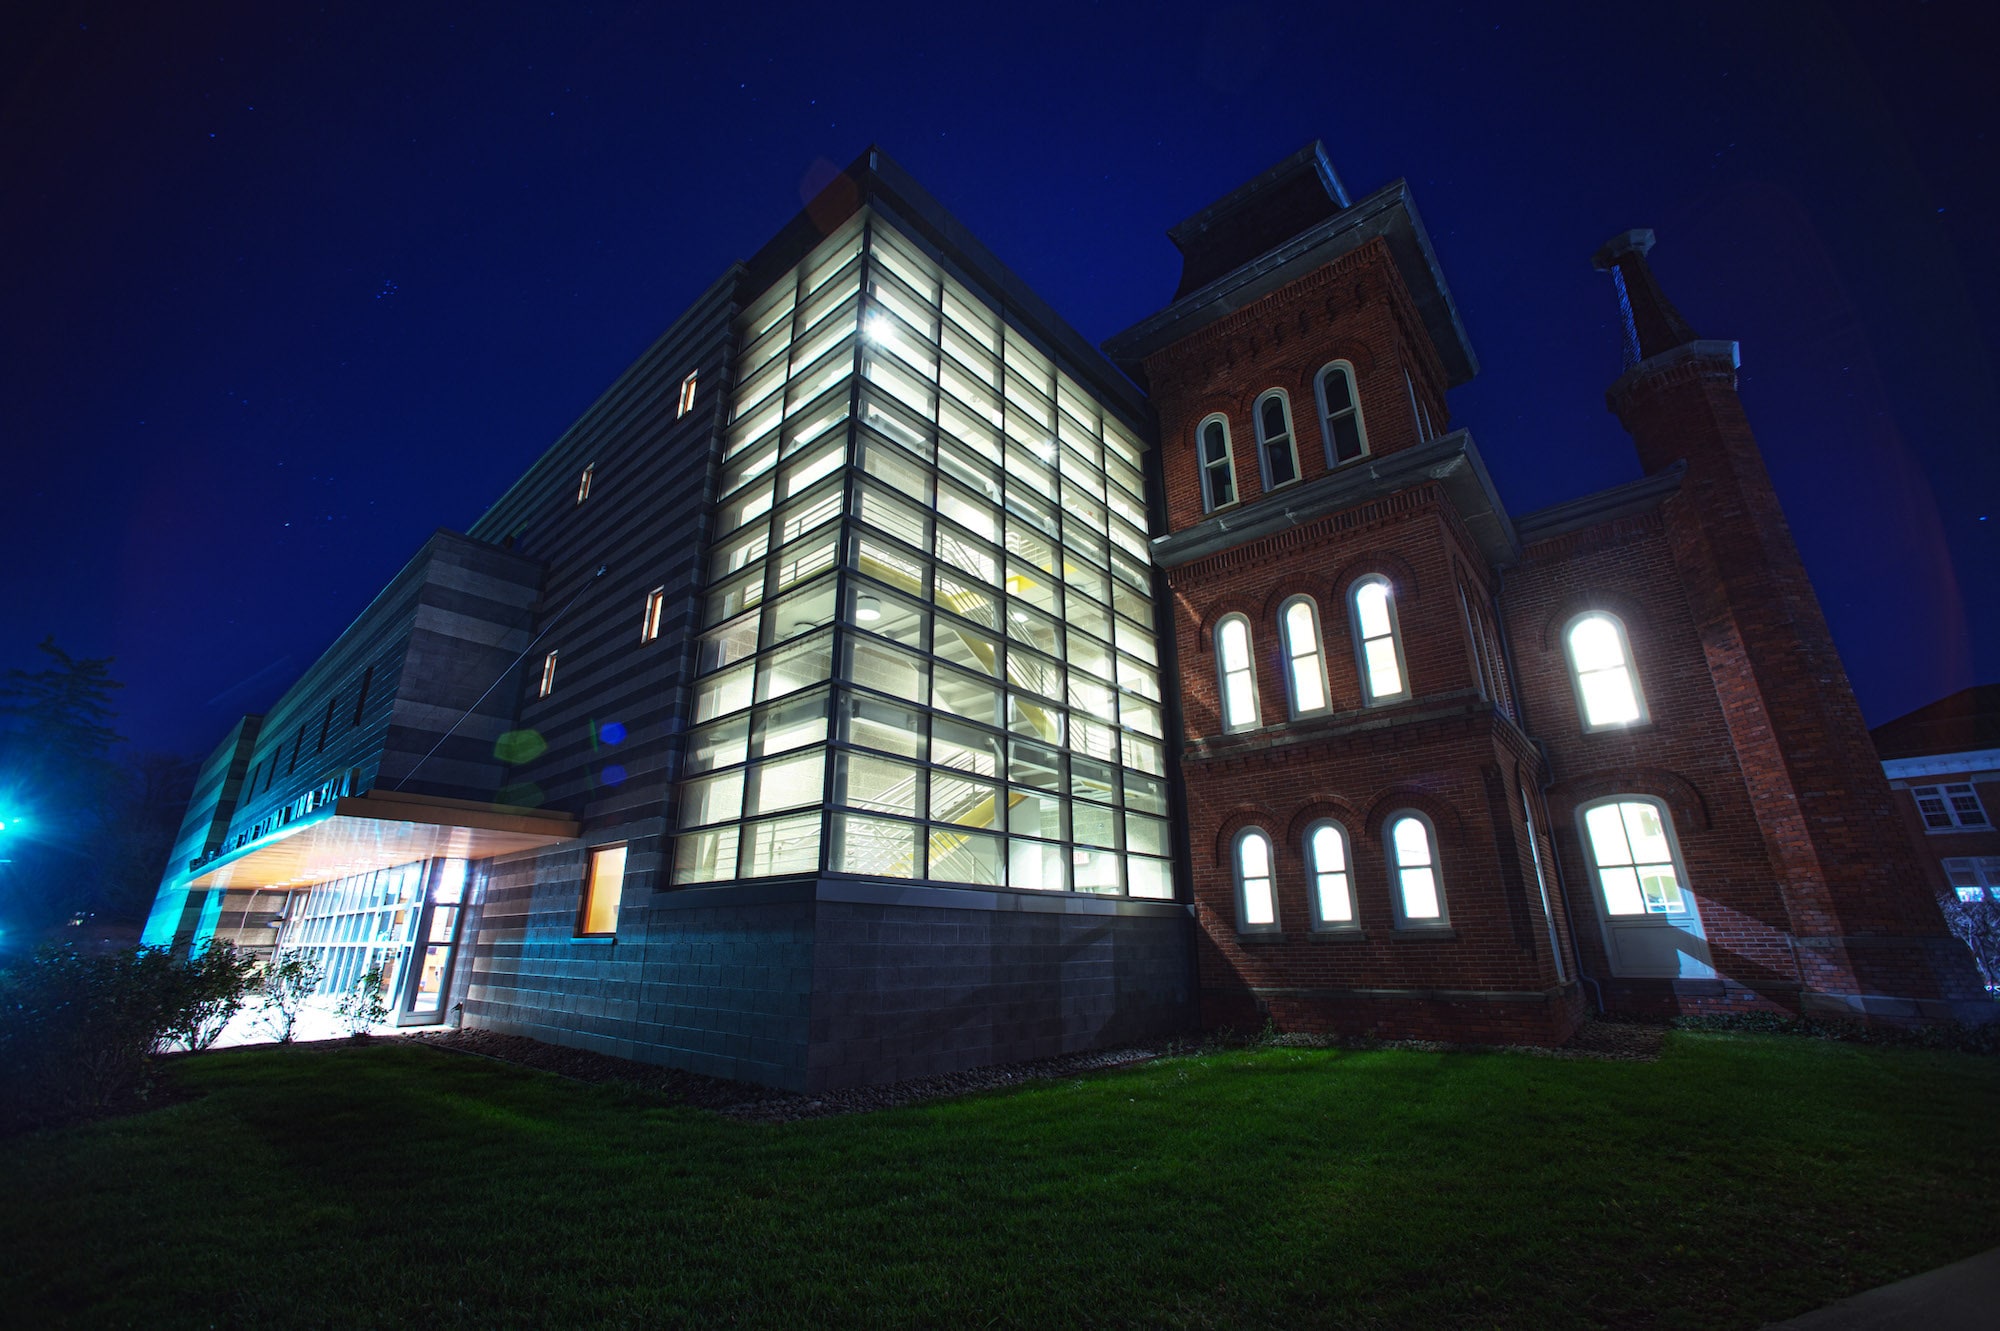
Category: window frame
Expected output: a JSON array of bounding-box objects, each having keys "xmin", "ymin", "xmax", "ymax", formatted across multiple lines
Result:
[
  {"xmin": 576, "ymin": 842, "xmax": 628, "ymax": 938},
  {"xmin": 1304, "ymin": 819, "xmax": 1357, "ymax": 931},
  {"xmin": 1912, "ymin": 783, "xmax": 1991, "ymax": 833},
  {"xmin": 1278, "ymin": 595, "xmax": 1332, "ymax": 719},
  {"xmin": 1232, "ymin": 826, "xmax": 1281, "ymax": 935},
  {"xmin": 677, "ymin": 369, "xmax": 699, "ymax": 419},
  {"xmin": 641, "ymin": 586, "xmax": 667, "ymax": 643},
  {"xmin": 576, "ymin": 463, "xmax": 595, "ymax": 505},
  {"xmin": 1215, "ymin": 613, "xmax": 1261, "ymax": 733},
  {"xmin": 1315, "ymin": 361, "xmax": 1369, "ymax": 466},
  {"xmin": 1348, "ymin": 575, "xmax": 1411, "ymax": 706},
  {"xmin": 1563, "ymin": 611, "xmax": 1649, "ymax": 733},
  {"xmin": 1385, "ymin": 810, "xmax": 1448, "ymax": 928},
  {"xmin": 1197, "ymin": 412, "xmax": 1238, "ymax": 513},
  {"xmin": 538, "ymin": 650, "xmax": 558, "ymax": 699},
  {"xmin": 1577, "ymin": 795, "xmax": 1695, "ymax": 919},
  {"xmin": 1253, "ymin": 389, "xmax": 1301, "ymax": 491}
]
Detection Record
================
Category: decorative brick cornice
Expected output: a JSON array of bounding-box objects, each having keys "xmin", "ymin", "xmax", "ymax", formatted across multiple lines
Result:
[
  {"xmin": 1149, "ymin": 239, "xmax": 1395, "ymax": 375},
  {"xmin": 1165, "ymin": 483, "xmax": 1441, "ymax": 586}
]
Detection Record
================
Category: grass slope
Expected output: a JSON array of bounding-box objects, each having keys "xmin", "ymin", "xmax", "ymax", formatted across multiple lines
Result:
[{"xmin": 3, "ymin": 1033, "xmax": 1996, "ymax": 1329}]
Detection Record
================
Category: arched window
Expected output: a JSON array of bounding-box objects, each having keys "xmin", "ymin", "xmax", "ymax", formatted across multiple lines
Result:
[
  {"xmin": 1279, "ymin": 596, "xmax": 1330, "ymax": 717},
  {"xmin": 1234, "ymin": 828, "xmax": 1279, "ymax": 932},
  {"xmin": 1215, "ymin": 614, "xmax": 1259, "ymax": 732},
  {"xmin": 1316, "ymin": 362, "xmax": 1367, "ymax": 465},
  {"xmin": 1387, "ymin": 812, "xmax": 1445, "ymax": 926},
  {"xmin": 1565, "ymin": 612, "xmax": 1646, "ymax": 731},
  {"xmin": 1198, "ymin": 415, "xmax": 1236, "ymax": 512},
  {"xmin": 1254, "ymin": 390, "xmax": 1299, "ymax": 489},
  {"xmin": 1349, "ymin": 576, "xmax": 1409, "ymax": 705},
  {"xmin": 1578, "ymin": 796, "xmax": 1713, "ymax": 978},
  {"xmin": 1306, "ymin": 821, "xmax": 1354, "ymax": 927}
]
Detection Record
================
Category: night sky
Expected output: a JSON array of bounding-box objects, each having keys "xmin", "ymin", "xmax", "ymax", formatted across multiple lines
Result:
[{"xmin": 4, "ymin": 1, "xmax": 1994, "ymax": 762}]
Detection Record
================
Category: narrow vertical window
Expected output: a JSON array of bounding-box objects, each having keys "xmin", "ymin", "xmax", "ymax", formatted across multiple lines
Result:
[
  {"xmin": 1307, "ymin": 822, "xmax": 1353, "ymax": 927},
  {"xmin": 1199, "ymin": 415, "xmax": 1236, "ymax": 511},
  {"xmin": 318, "ymin": 697, "xmax": 334, "ymax": 752},
  {"xmin": 539, "ymin": 650, "xmax": 558, "ymax": 699},
  {"xmin": 1350, "ymin": 576, "xmax": 1408, "ymax": 704},
  {"xmin": 1235, "ymin": 828, "xmax": 1278, "ymax": 931},
  {"xmin": 1216, "ymin": 614, "xmax": 1259, "ymax": 732},
  {"xmin": 677, "ymin": 369, "xmax": 699, "ymax": 418},
  {"xmin": 641, "ymin": 587, "xmax": 667, "ymax": 643},
  {"xmin": 1389, "ymin": 812, "xmax": 1444, "ymax": 925},
  {"xmin": 1317, "ymin": 362, "xmax": 1367, "ymax": 464},
  {"xmin": 1521, "ymin": 787, "xmax": 1566, "ymax": 979},
  {"xmin": 1254, "ymin": 391, "xmax": 1299, "ymax": 488},
  {"xmin": 578, "ymin": 843, "xmax": 627, "ymax": 936},
  {"xmin": 576, "ymin": 464, "xmax": 595, "ymax": 504},
  {"xmin": 352, "ymin": 665, "xmax": 372, "ymax": 727},
  {"xmin": 1279, "ymin": 596, "xmax": 1330, "ymax": 716},
  {"xmin": 290, "ymin": 724, "xmax": 305, "ymax": 774},
  {"xmin": 1565, "ymin": 612, "xmax": 1646, "ymax": 730},
  {"xmin": 1583, "ymin": 799, "xmax": 1688, "ymax": 915}
]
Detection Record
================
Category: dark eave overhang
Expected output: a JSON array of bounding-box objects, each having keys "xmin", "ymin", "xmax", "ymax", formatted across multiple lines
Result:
[
  {"xmin": 740, "ymin": 147, "xmax": 1152, "ymax": 439},
  {"xmin": 1512, "ymin": 462, "xmax": 1686, "ymax": 545},
  {"xmin": 1150, "ymin": 430, "xmax": 1517, "ymax": 571},
  {"xmin": 1103, "ymin": 178, "xmax": 1478, "ymax": 388}
]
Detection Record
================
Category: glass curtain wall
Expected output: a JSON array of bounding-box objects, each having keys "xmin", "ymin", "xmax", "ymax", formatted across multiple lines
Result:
[
  {"xmin": 676, "ymin": 213, "xmax": 1172, "ymax": 898},
  {"xmin": 282, "ymin": 860, "xmax": 430, "ymax": 997}
]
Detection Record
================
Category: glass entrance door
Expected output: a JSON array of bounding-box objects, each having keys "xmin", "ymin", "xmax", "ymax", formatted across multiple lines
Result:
[{"xmin": 398, "ymin": 858, "xmax": 467, "ymax": 1025}]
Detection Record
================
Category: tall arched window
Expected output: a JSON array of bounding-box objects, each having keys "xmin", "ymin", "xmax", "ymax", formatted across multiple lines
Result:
[
  {"xmin": 1578, "ymin": 795, "xmax": 1713, "ymax": 978},
  {"xmin": 1565, "ymin": 612, "xmax": 1646, "ymax": 731},
  {"xmin": 1387, "ymin": 811, "xmax": 1445, "ymax": 926},
  {"xmin": 1349, "ymin": 576, "xmax": 1409, "ymax": 705},
  {"xmin": 1215, "ymin": 614, "xmax": 1260, "ymax": 732},
  {"xmin": 1279, "ymin": 596, "xmax": 1330, "ymax": 717},
  {"xmin": 1316, "ymin": 362, "xmax": 1367, "ymax": 465},
  {"xmin": 1306, "ymin": 821, "xmax": 1354, "ymax": 927},
  {"xmin": 1198, "ymin": 415, "xmax": 1236, "ymax": 512},
  {"xmin": 1234, "ymin": 828, "xmax": 1279, "ymax": 932},
  {"xmin": 1254, "ymin": 391, "xmax": 1299, "ymax": 489}
]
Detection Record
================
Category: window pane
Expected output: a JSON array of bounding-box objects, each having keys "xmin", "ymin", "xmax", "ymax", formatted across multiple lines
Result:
[
  {"xmin": 675, "ymin": 826, "xmax": 740, "ymax": 885},
  {"xmin": 1238, "ymin": 832, "xmax": 1271, "ymax": 878},
  {"xmin": 1008, "ymin": 790, "xmax": 1066, "ymax": 840},
  {"xmin": 1126, "ymin": 773, "xmax": 1167, "ymax": 816},
  {"xmin": 747, "ymin": 749, "xmax": 824, "ymax": 814},
  {"xmin": 1321, "ymin": 367, "xmax": 1353, "ymax": 413},
  {"xmin": 757, "ymin": 631, "xmax": 834, "ymax": 702},
  {"xmin": 1242, "ymin": 874, "xmax": 1275, "ymax": 926},
  {"xmin": 1126, "ymin": 812, "xmax": 1168, "ymax": 856},
  {"xmin": 931, "ymin": 718, "xmax": 1002, "ymax": 777},
  {"xmin": 1569, "ymin": 616, "xmax": 1625, "ymax": 671},
  {"xmin": 1072, "ymin": 800, "xmax": 1118, "ymax": 848},
  {"xmin": 582, "ymin": 846, "xmax": 626, "ymax": 935},
  {"xmin": 848, "ymin": 585, "xmax": 925, "ymax": 649},
  {"xmin": 1620, "ymin": 802, "xmax": 1672, "ymax": 865},
  {"xmin": 833, "ymin": 813, "xmax": 921, "ymax": 878},
  {"xmin": 1639, "ymin": 868, "xmax": 1686, "ymax": 913},
  {"xmin": 853, "ymin": 534, "xmax": 926, "ymax": 597},
  {"xmin": 1008, "ymin": 838, "xmax": 1067, "ymax": 891},
  {"xmin": 1579, "ymin": 667, "xmax": 1641, "ymax": 726},
  {"xmin": 680, "ymin": 770, "xmax": 743, "ymax": 828},
  {"xmin": 752, "ymin": 690, "xmax": 828, "ymax": 758},
  {"xmin": 839, "ymin": 692, "xmax": 924, "ymax": 759},
  {"xmin": 1219, "ymin": 618, "xmax": 1251, "ymax": 670},
  {"xmin": 1316, "ymin": 870, "xmax": 1353, "ymax": 924},
  {"xmin": 1355, "ymin": 581, "xmax": 1392, "ymax": 638},
  {"xmin": 1584, "ymin": 803, "xmax": 1632, "ymax": 867},
  {"xmin": 847, "ymin": 636, "xmax": 930, "ymax": 699},
  {"xmin": 685, "ymin": 716, "xmax": 749, "ymax": 774},
  {"xmin": 933, "ymin": 669, "xmax": 1003, "ymax": 726},
  {"xmin": 1364, "ymin": 638, "xmax": 1403, "ymax": 698},
  {"xmin": 693, "ymin": 662, "xmax": 755, "ymax": 722},
  {"xmin": 1399, "ymin": 867, "xmax": 1440, "ymax": 920},
  {"xmin": 1128, "ymin": 855, "xmax": 1173, "ymax": 900},
  {"xmin": 836, "ymin": 752, "xmax": 923, "ymax": 816},
  {"xmin": 929, "ymin": 827, "xmax": 1005, "ymax": 885},
  {"xmin": 741, "ymin": 812, "xmax": 821, "ymax": 877},
  {"xmin": 1073, "ymin": 849, "xmax": 1122, "ymax": 895},
  {"xmin": 931, "ymin": 772, "xmax": 1001, "ymax": 828},
  {"xmin": 935, "ymin": 571, "xmax": 1000, "ymax": 630},
  {"xmin": 1599, "ymin": 866, "xmax": 1647, "ymax": 916},
  {"xmin": 1310, "ymin": 825, "xmax": 1346, "ymax": 873},
  {"xmin": 1391, "ymin": 817, "xmax": 1432, "ymax": 868},
  {"xmin": 935, "ymin": 621, "xmax": 1001, "ymax": 677}
]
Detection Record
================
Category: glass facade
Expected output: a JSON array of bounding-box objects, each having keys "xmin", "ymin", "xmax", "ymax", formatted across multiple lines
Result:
[
  {"xmin": 279, "ymin": 857, "xmax": 466, "ymax": 1013},
  {"xmin": 675, "ymin": 213, "xmax": 1172, "ymax": 898}
]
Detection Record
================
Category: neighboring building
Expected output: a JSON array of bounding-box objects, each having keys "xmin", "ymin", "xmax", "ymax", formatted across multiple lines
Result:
[
  {"xmin": 143, "ymin": 144, "xmax": 1990, "ymax": 1090},
  {"xmin": 1873, "ymin": 686, "xmax": 2000, "ymax": 988}
]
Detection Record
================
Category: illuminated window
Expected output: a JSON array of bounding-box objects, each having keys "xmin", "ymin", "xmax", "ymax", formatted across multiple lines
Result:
[
  {"xmin": 578, "ymin": 843, "xmax": 627, "ymax": 936},
  {"xmin": 539, "ymin": 650, "xmax": 558, "ymax": 699},
  {"xmin": 1317, "ymin": 362, "xmax": 1368, "ymax": 464},
  {"xmin": 1279, "ymin": 596, "xmax": 1330, "ymax": 717},
  {"xmin": 677, "ymin": 370, "xmax": 699, "ymax": 418},
  {"xmin": 1388, "ymin": 812, "xmax": 1445, "ymax": 925},
  {"xmin": 1913, "ymin": 784, "xmax": 1990, "ymax": 832},
  {"xmin": 1943, "ymin": 857, "xmax": 2000, "ymax": 902},
  {"xmin": 641, "ymin": 587, "xmax": 666, "ymax": 643},
  {"xmin": 1234, "ymin": 827, "xmax": 1278, "ymax": 932},
  {"xmin": 1198, "ymin": 415, "xmax": 1236, "ymax": 511},
  {"xmin": 1306, "ymin": 821, "xmax": 1354, "ymax": 927},
  {"xmin": 1215, "ymin": 614, "xmax": 1259, "ymax": 732},
  {"xmin": 1254, "ymin": 390, "xmax": 1299, "ymax": 489},
  {"xmin": 1565, "ymin": 612, "xmax": 1645, "ymax": 730},
  {"xmin": 1349, "ymin": 576, "xmax": 1408, "ymax": 705},
  {"xmin": 1582, "ymin": 798, "xmax": 1690, "ymax": 916},
  {"xmin": 576, "ymin": 464, "xmax": 595, "ymax": 504}
]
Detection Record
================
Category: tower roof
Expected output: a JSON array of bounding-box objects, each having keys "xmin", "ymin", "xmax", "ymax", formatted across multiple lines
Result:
[
  {"xmin": 1593, "ymin": 229, "xmax": 1701, "ymax": 367},
  {"xmin": 1166, "ymin": 142, "xmax": 1352, "ymax": 298}
]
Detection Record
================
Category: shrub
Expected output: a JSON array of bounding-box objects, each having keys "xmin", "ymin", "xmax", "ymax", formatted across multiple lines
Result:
[
  {"xmin": 0, "ymin": 945, "xmax": 180, "ymax": 1128},
  {"xmin": 335, "ymin": 961, "xmax": 389, "ymax": 1037},
  {"xmin": 161, "ymin": 941, "xmax": 259, "ymax": 1053},
  {"xmin": 256, "ymin": 950, "xmax": 324, "ymax": 1044}
]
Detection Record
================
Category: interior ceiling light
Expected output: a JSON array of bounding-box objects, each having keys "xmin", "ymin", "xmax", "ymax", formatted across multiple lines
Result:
[{"xmin": 856, "ymin": 594, "xmax": 882, "ymax": 623}]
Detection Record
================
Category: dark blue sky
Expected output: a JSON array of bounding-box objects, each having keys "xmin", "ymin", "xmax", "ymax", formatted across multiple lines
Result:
[{"xmin": 4, "ymin": 1, "xmax": 1994, "ymax": 759}]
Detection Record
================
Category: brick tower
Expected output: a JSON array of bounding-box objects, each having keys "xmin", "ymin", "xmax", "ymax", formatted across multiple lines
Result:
[
  {"xmin": 1589, "ymin": 230, "xmax": 1989, "ymax": 1021},
  {"xmin": 1106, "ymin": 145, "xmax": 1587, "ymax": 1043}
]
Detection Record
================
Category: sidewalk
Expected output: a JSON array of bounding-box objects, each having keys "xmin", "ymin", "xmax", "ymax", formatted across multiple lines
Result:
[{"xmin": 1763, "ymin": 1246, "xmax": 2000, "ymax": 1329}]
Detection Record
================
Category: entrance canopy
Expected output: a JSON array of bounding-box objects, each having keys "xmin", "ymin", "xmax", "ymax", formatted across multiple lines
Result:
[{"xmin": 186, "ymin": 790, "xmax": 579, "ymax": 892}]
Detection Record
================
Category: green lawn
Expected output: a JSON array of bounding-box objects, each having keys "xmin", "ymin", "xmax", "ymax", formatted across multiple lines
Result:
[{"xmin": 3, "ymin": 1034, "xmax": 1996, "ymax": 1329}]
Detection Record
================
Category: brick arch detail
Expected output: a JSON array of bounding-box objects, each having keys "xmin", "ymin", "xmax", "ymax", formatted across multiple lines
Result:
[
  {"xmin": 1213, "ymin": 805, "xmax": 1286, "ymax": 867},
  {"xmin": 1194, "ymin": 599, "xmax": 1267, "ymax": 656},
  {"xmin": 1361, "ymin": 786, "xmax": 1466, "ymax": 846},
  {"xmin": 1285, "ymin": 796, "xmax": 1367, "ymax": 846},
  {"xmin": 1546, "ymin": 767, "xmax": 1714, "ymax": 834},
  {"xmin": 1330, "ymin": 551, "xmax": 1422, "ymax": 609},
  {"xmin": 1538, "ymin": 589, "xmax": 1653, "ymax": 652},
  {"xmin": 1258, "ymin": 574, "xmax": 1335, "ymax": 624}
]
